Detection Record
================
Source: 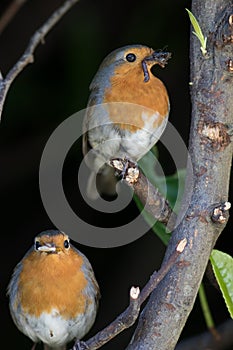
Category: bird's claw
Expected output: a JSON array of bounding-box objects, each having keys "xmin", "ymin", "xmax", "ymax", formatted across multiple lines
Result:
[{"xmin": 72, "ymin": 340, "xmax": 89, "ymax": 350}]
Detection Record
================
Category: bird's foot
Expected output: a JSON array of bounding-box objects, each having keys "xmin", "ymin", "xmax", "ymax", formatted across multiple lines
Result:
[
  {"xmin": 111, "ymin": 157, "xmax": 139, "ymax": 184},
  {"xmin": 72, "ymin": 340, "xmax": 89, "ymax": 350}
]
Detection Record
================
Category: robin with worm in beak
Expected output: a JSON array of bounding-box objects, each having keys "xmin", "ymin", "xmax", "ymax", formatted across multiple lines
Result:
[
  {"xmin": 8, "ymin": 230, "xmax": 100, "ymax": 349},
  {"xmin": 83, "ymin": 44, "xmax": 171, "ymax": 199}
]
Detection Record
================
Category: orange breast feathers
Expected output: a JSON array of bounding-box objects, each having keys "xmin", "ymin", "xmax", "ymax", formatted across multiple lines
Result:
[
  {"xmin": 103, "ymin": 63, "xmax": 169, "ymax": 132},
  {"xmin": 17, "ymin": 249, "xmax": 89, "ymax": 319}
]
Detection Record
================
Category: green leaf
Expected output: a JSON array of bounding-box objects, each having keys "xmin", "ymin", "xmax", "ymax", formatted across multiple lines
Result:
[
  {"xmin": 138, "ymin": 151, "xmax": 186, "ymax": 211},
  {"xmin": 186, "ymin": 8, "xmax": 207, "ymax": 56},
  {"xmin": 210, "ymin": 250, "xmax": 233, "ymax": 318},
  {"xmin": 135, "ymin": 150, "xmax": 187, "ymax": 245},
  {"xmin": 198, "ymin": 283, "xmax": 215, "ymax": 329},
  {"xmin": 135, "ymin": 149, "xmax": 187, "ymax": 245},
  {"xmin": 163, "ymin": 169, "xmax": 186, "ymax": 210},
  {"xmin": 138, "ymin": 148, "xmax": 161, "ymax": 187}
]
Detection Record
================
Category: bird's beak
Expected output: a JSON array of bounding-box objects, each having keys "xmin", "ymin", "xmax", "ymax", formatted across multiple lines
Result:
[
  {"xmin": 144, "ymin": 51, "xmax": 171, "ymax": 67},
  {"xmin": 37, "ymin": 243, "xmax": 57, "ymax": 253},
  {"xmin": 142, "ymin": 50, "xmax": 171, "ymax": 82}
]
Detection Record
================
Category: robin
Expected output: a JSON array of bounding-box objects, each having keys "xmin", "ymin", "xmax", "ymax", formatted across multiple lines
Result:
[
  {"xmin": 82, "ymin": 44, "xmax": 171, "ymax": 199},
  {"xmin": 7, "ymin": 230, "xmax": 100, "ymax": 350}
]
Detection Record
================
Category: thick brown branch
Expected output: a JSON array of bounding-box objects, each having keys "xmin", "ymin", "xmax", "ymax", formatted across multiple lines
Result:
[
  {"xmin": 73, "ymin": 240, "xmax": 187, "ymax": 350},
  {"xmin": 125, "ymin": 1, "xmax": 233, "ymax": 349},
  {"xmin": 0, "ymin": 0, "xmax": 79, "ymax": 121}
]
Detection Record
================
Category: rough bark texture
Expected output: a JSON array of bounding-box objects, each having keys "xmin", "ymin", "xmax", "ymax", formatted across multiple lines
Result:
[{"xmin": 126, "ymin": 1, "xmax": 233, "ymax": 349}]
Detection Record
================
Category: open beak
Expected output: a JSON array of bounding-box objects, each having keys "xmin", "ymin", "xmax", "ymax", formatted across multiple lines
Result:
[
  {"xmin": 37, "ymin": 243, "xmax": 57, "ymax": 253},
  {"xmin": 142, "ymin": 50, "xmax": 171, "ymax": 82}
]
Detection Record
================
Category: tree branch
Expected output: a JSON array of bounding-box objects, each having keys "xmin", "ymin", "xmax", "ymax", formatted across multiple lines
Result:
[
  {"xmin": 0, "ymin": 0, "xmax": 28, "ymax": 35},
  {"xmin": 175, "ymin": 319, "xmax": 233, "ymax": 350},
  {"xmin": 125, "ymin": 1, "xmax": 233, "ymax": 349},
  {"xmin": 0, "ymin": 0, "xmax": 79, "ymax": 121},
  {"xmin": 111, "ymin": 158, "xmax": 176, "ymax": 229},
  {"xmin": 72, "ymin": 239, "xmax": 187, "ymax": 350},
  {"xmin": 73, "ymin": 287, "xmax": 141, "ymax": 350}
]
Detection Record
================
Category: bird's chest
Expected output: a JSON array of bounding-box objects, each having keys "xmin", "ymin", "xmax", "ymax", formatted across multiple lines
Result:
[
  {"xmin": 86, "ymin": 71, "xmax": 169, "ymax": 163},
  {"xmin": 102, "ymin": 69, "xmax": 169, "ymax": 123},
  {"xmin": 18, "ymin": 253, "xmax": 88, "ymax": 319},
  {"xmin": 87, "ymin": 103, "xmax": 167, "ymax": 162}
]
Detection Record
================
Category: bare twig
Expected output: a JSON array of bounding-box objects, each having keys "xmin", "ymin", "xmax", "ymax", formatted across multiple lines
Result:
[
  {"xmin": 0, "ymin": 0, "xmax": 28, "ymax": 35},
  {"xmin": 0, "ymin": 0, "xmax": 80, "ymax": 121},
  {"xmin": 73, "ymin": 287, "xmax": 141, "ymax": 350},
  {"xmin": 139, "ymin": 238, "xmax": 187, "ymax": 304},
  {"xmin": 111, "ymin": 158, "xmax": 177, "ymax": 229},
  {"xmin": 73, "ymin": 240, "xmax": 187, "ymax": 350}
]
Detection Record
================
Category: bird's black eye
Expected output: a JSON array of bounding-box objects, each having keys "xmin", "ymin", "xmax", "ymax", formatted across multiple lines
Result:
[
  {"xmin": 35, "ymin": 241, "xmax": 40, "ymax": 250},
  {"xmin": 126, "ymin": 53, "xmax": 136, "ymax": 62},
  {"xmin": 64, "ymin": 239, "xmax": 70, "ymax": 249}
]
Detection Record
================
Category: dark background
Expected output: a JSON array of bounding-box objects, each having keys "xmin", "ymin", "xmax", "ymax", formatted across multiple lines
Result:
[{"xmin": 0, "ymin": 1, "xmax": 232, "ymax": 349}]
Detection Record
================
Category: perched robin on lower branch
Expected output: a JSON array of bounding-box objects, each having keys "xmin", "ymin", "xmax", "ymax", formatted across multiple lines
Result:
[{"xmin": 8, "ymin": 230, "xmax": 100, "ymax": 349}]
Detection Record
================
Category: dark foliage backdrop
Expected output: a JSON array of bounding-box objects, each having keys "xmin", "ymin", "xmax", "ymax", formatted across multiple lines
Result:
[{"xmin": 0, "ymin": 1, "xmax": 232, "ymax": 349}]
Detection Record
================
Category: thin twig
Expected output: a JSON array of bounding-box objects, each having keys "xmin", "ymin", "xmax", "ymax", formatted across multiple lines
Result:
[
  {"xmin": 111, "ymin": 158, "xmax": 177, "ymax": 229},
  {"xmin": 73, "ymin": 287, "xmax": 141, "ymax": 350},
  {"xmin": 0, "ymin": 0, "xmax": 28, "ymax": 35},
  {"xmin": 73, "ymin": 239, "xmax": 187, "ymax": 350},
  {"xmin": 140, "ymin": 238, "xmax": 187, "ymax": 304},
  {"xmin": 0, "ymin": 0, "xmax": 80, "ymax": 121}
]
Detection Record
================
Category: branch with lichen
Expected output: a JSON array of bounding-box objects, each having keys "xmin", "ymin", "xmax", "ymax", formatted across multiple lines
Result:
[{"xmin": 125, "ymin": 1, "xmax": 232, "ymax": 349}]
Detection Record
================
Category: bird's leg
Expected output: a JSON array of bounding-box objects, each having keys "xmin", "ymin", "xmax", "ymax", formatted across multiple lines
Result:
[
  {"xmin": 43, "ymin": 345, "xmax": 66, "ymax": 350},
  {"xmin": 72, "ymin": 340, "xmax": 89, "ymax": 350},
  {"xmin": 31, "ymin": 343, "xmax": 37, "ymax": 350}
]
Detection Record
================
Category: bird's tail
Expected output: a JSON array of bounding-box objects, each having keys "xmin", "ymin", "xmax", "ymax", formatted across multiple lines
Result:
[
  {"xmin": 43, "ymin": 345, "xmax": 66, "ymax": 350},
  {"xmin": 86, "ymin": 165, "xmax": 118, "ymax": 200}
]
